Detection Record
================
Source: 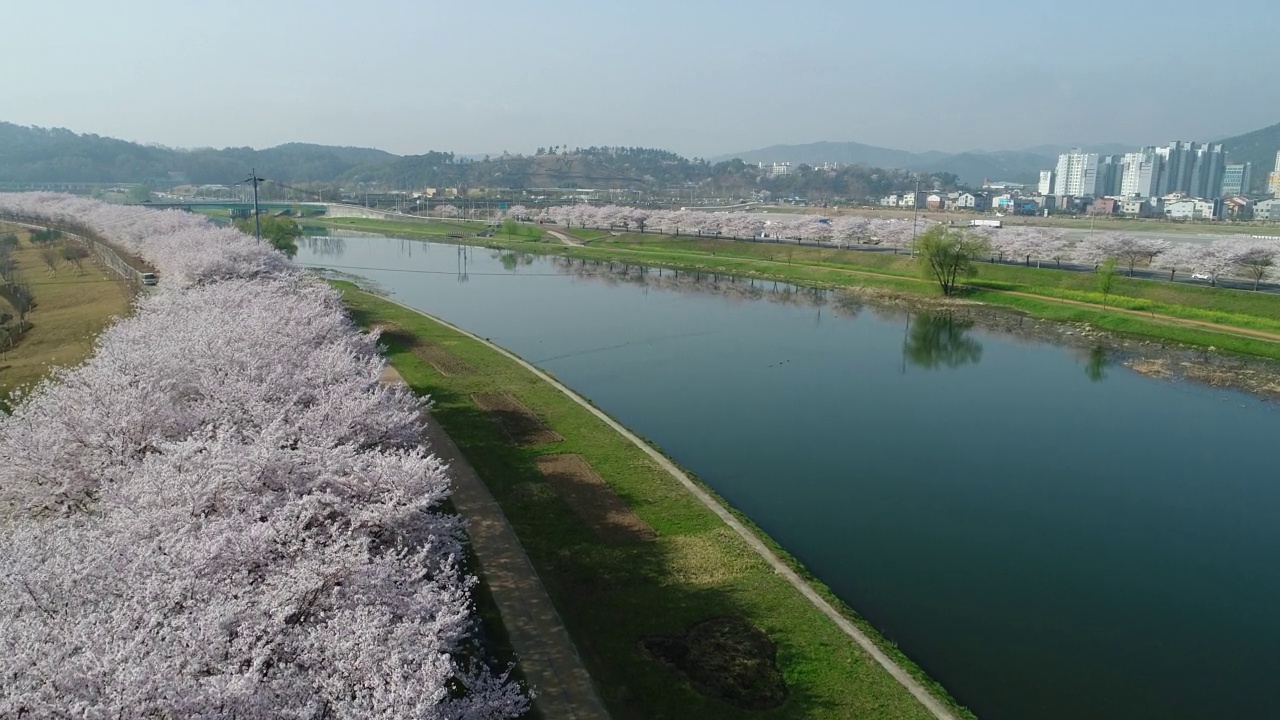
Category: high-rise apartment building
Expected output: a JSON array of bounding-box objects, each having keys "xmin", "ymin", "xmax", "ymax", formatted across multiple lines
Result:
[
  {"xmin": 1038, "ymin": 170, "xmax": 1055, "ymax": 195},
  {"xmin": 1220, "ymin": 163, "xmax": 1253, "ymax": 197},
  {"xmin": 1054, "ymin": 149, "xmax": 1101, "ymax": 197},
  {"xmin": 1121, "ymin": 149, "xmax": 1163, "ymax": 197},
  {"xmin": 1189, "ymin": 144, "xmax": 1226, "ymax": 198},
  {"xmin": 1155, "ymin": 141, "xmax": 1194, "ymax": 196},
  {"xmin": 1150, "ymin": 141, "xmax": 1227, "ymax": 197},
  {"xmin": 1098, "ymin": 155, "xmax": 1125, "ymax": 196}
]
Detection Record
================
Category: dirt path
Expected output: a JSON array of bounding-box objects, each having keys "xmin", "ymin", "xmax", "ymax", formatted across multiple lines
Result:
[
  {"xmin": 546, "ymin": 229, "xmax": 582, "ymax": 246},
  {"xmin": 378, "ymin": 302, "xmax": 962, "ymax": 720},
  {"xmin": 595, "ymin": 243, "xmax": 1280, "ymax": 345},
  {"xmin": 380, "ymin": 365, "xmax": 611, "ymax": 720}
]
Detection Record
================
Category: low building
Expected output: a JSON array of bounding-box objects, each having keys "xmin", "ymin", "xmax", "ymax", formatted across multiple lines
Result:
[
  {"xmin": 1120, "ymin": 198, "xmax": 1153, "ymax": 217},
  {"xmin": 926, "ymin": 193, "xmax": 946, "ymax": 211},
  {"xmin": 1254, "ymin": 198, "xmax": 1280, "ymax": 221},
  {"xmin": 1088, "ymin": 197, "xmax": 1119, "ymax": 215},
  {"xmin": 1223, "ymin": 197, "xmax": 1253, "ymax": 219},
  {"xmin": 1165, "ymin": 198, "xmax": 1223, "ymax": 220},
  {"xmin": 954, "ymin": 192, "xmax": 990, "ymax": 211}
]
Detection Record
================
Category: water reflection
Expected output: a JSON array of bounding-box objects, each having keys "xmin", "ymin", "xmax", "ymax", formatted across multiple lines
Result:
[
  {"xmin": 301, "ymin": 235, "xmax": 347, "ymax": 258},
  {"xmin": 901, "ymin": 312, "xmax": 984, "ymax": 371},
  {"xmin": 494, "ymin": 250, "xmax": 535, "ymax": 271},
  {"xmin": 547, "ymin": 256, "xmax": 866, "ymax": 318},
  {"xmin": 1084, "ymin": 345, "xmax": 1109, "ymax": 382}
]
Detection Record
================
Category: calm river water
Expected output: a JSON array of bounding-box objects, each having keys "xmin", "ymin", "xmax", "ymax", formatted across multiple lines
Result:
[{"xmin": 299, "ymin": 234, "xmax": 1280, "ymax": 720}]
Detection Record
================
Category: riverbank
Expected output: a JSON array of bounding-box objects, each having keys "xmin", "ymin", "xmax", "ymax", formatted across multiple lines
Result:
[
  {"xmin": 335, "ymin": 282, "xmax": 974, "ymax": 720},
  {"xmin": 310, "ymin": 217, "xmax": 1280, "ymax": 361}
]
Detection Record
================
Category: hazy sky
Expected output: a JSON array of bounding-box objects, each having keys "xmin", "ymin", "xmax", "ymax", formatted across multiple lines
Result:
[{"xmin": 3, "ymin": 0, "xmax": 1276, "ymax": 157}]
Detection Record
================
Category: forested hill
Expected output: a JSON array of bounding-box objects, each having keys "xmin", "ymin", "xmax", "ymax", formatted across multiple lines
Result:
[
  {"xmin": 1219, "ymin": 121, "xmax": 1280, "ymax": 189},
  {"xmin": 0, "ymin": 123, "xmax": 397, "ymax": 184},
  {"xmin": 0, "ymin": 122, "xmax": 961, "ymax": 198}
]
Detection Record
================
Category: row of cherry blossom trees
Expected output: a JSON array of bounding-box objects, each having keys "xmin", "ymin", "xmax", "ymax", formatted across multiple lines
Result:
[
  {"xmin": 0, "ymin": 193, "xmax": 526, "ymax": 719},
  {"xmin": 512, "ymin": 203, "xmax": 1280, "ymax": 288},
  {"xmin": 508, "ymin": 203, "xmax": 934, "ymax": 251}
]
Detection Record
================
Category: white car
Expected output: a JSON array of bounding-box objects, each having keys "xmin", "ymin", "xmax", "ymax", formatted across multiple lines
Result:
[{"xmin": 1190, "ymin": 273, "xmax": 1211, "ymax": 281}]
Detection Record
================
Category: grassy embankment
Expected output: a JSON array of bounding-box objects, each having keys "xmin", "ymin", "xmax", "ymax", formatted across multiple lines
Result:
[
  {"xmin": 0, "ymin": 225, "xmax": 132, "ymax": 396},
  {"xmin": 315, "ymin": 217, "xmax": 1280, "ymax": 361},
  {"xmin": 338, "ymin": 283, "xmax": 970, "ymax": 720}
]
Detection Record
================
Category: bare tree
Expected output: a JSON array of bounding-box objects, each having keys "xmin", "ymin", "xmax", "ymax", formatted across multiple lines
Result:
[{"xmin": 39, "ymin": 246, "xmax": 61, "ymax": 275}]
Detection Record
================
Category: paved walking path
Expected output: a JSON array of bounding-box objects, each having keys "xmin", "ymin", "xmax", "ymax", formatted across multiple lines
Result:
[
  {"xmin": 380, "ymin": 365, "xmax": 611, "ymax": 720},
  {"xmin": 378, "ymin": 301, "xmax": 960, "ymax": 720}
]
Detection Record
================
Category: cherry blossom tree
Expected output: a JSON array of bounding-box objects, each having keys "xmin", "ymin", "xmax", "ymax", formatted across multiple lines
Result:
[
  {"xmin": 0, "ymin": 193, "xmax": 528, "ymax": 719},
  {"xmin": 1072, "ymin": 233, "xmax": 1168, "ymax": 276},
  {"xmin": 1231, "ymin": 241, "xmax": 1278, "ymax": 290}
]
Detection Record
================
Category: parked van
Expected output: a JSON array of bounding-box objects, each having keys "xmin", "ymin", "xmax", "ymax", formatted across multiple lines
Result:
[{"xmin": 141, "ymin": 272, "xmax": 158, "ymax": 286}]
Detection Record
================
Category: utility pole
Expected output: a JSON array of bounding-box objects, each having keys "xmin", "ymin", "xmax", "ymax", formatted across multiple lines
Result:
[
  {"xmin": 244, "ymin": 168, "xmax": 263, "ymax": 243},
  {"xmin": 912, "ymin": 177, "xmax": 921, "ymax": 243}
]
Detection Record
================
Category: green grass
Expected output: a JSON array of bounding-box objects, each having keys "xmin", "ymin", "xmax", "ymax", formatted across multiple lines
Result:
[
  {"xmin": 338, "ymin": 284, "xmax": 971, "ymax": 720},
  {"xmin": 314, "ymin": 216, "xmax": 487, "ymax": 237}
]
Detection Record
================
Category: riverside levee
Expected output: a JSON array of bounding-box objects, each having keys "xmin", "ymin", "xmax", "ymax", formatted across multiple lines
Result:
[{"xmin": 300, "ymin": 234, "xmax": 1280, "ymax": 720}]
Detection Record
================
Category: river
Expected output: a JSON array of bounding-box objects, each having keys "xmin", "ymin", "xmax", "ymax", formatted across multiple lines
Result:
[{"xmin": 297, "ymin": 233, "xmax": 1280, "ymax": 720}]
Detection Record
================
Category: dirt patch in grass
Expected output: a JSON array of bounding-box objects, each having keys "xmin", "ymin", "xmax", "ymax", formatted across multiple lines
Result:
[
  {"xmin": 413, "ymin": 342, "xmax": 474, "ymax": 376},
  {"xmin": 640, "ymin": 616, "xmax": 788, "ymax": 711},
  {"xmin": 471, "ymin": 391, "xmax": 562, "ymax": 445},
  {"xmin": 535, "ymin": 454, "xmax": 656, "ymax": 544},
  {"xmin": 377, "ymin": 325, "xmax": 474, "ymax": 376}
]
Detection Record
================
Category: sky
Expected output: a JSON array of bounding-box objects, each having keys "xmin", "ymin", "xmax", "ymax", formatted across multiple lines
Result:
[{"xmin": 2, "ymin": 0, "xmax": 1276, "ymax": 158}]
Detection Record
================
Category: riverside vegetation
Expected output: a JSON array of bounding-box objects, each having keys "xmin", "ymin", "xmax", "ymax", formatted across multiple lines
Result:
[{"xmin": 312, "ymin": 215, "xmax": 1280, "ymax": 361}]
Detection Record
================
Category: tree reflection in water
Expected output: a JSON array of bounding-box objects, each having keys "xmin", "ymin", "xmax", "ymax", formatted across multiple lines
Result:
[
  {"xmin": 901, "ymin": 311, "xmax": 984, "ymax": 371},
  {"xmin": 1084, "ymin": 345, "xmax": 1109, "ymax": 382},
  {"xmin": 300, "ymin": 235, "xmax": 347, "ymax": 258}
]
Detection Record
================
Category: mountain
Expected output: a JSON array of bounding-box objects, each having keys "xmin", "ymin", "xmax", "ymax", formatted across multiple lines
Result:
[
  {"xmin": 0, "ymin": 122, "xmax": 398, "ymax": 185},
  {"xmin": 712, "ymin": 140, "xmax": 1143, "ymax": 185},
  {"xmin": 1218, "ymin": 121, "xmax": 1280, "ymax": 191}
]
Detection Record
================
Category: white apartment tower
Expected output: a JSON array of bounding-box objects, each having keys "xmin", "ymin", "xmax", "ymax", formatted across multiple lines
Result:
[
  {"xmin": 1120, "ymin": 148, "xmax": 1163, "ymax": 197},
  {"xmin": 1054, "ymin": 149, "xmax": 1101, "ymax": 197},
  {"xmin": 1038, "ymin": 170, "xmax": 1055, "ymax": 195}
]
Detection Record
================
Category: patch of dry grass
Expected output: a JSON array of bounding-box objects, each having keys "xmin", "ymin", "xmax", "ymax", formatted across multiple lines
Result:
[{"xmin": 0, "ymin": 226, "xmax": 131, "ymax": 395}]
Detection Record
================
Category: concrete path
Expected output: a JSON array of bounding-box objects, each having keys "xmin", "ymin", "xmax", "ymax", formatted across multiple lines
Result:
[
  {"xmin": 378, "ymin": 300, "xmax": 960, "ymax": 720},
  {"xmin": 380, "ymin": 365, "xmax": 611, "ymax": 720}
]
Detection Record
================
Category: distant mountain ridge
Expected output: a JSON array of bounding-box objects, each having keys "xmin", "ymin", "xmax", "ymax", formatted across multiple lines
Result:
[
  {"xmin": 1217, "ymin": 121, "xmax": 1280, "ymax": 191},
  {"xmin": 712, "ymin": 141, "xmax": 1135, "ymax": 185},
  {"xmin": 0, "ymin": 122, "xmax": 399, "ymax": 185}
]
